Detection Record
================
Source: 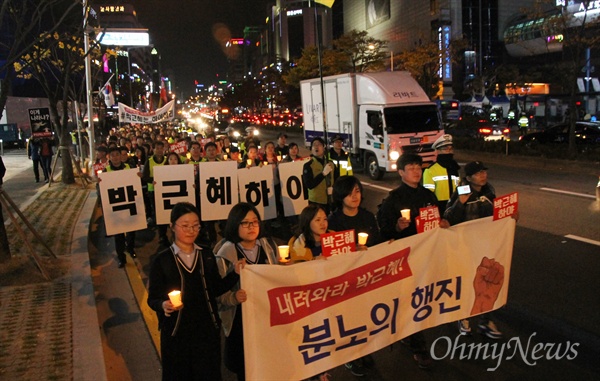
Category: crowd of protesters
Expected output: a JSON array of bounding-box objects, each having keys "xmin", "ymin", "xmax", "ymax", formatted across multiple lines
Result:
[{"xmin": 94, "ymin": 122, "xmax": 514, "ymax": 380}]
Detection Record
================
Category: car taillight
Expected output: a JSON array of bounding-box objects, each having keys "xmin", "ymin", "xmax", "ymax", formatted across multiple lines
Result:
[
  {"xmin": 502, "ymin": 128, "xmax": 509, "ymax": 134},
  {"xmin": 479, "ymin": 128, "xmax": 491, "ymax": 134}
]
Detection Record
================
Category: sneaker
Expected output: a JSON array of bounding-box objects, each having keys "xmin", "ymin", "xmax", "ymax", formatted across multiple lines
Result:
[
  {"xmin": 344, "ymin": 361, "xmax": 366, "ymax": 377},
  {"xmin": 126, "ymin": 248, "xmax": 137, "ymax": 258},
  {"xmin": 413, "ymin": 353, "xmax": 433, "ymax": 369},
  {"xmin": 478, "ymin": 320, "xmax": 502, "ymax": 339},
  {"xmin": 458, "ymin": 319, "xmax": 472, "ymax": 335}
]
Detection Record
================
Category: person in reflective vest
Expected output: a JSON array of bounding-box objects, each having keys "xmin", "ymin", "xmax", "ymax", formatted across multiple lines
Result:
[
  {"xmin": 328, "ymin": 135, "xmax": 353, "ymax": 179},
  {"xmin": 302, "ymin": 137, "xmax": 335, "ymax": 215},
  {"xmin": 518, "ymin": 113, "xmax": 529, "ymax": 135},
  {"xmin": 422, "ymin": 134, "xmax": 460, "ymax": 214}
]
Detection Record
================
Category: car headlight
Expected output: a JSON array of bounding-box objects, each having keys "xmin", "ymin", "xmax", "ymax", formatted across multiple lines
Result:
[
  {"xmin": 233, "ymin": 131, "xmax": 240, "ymax": 137},
  {"xmin": 389, "ymin": 150, "xmax": 400, "ymax": 161}
]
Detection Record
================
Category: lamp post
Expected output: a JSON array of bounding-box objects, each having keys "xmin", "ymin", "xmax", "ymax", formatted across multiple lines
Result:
[{"xmin": 83, "ymin": 0, "xmax": 95, "ymax": 162}]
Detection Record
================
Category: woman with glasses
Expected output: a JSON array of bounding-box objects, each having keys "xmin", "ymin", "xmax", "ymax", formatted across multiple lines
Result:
[
  {"xmin": 147, "ymin": 202, "xmax": 245, "ymax": 381},
  {"xmin": 214, "ymin": 202, "xmax": 278, "ymax": 381}
]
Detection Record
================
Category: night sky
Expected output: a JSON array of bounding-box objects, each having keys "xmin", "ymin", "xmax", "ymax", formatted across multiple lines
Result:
[{"xmin": 128, "ymin": 0, "xmax": 273, "ymax": 97}]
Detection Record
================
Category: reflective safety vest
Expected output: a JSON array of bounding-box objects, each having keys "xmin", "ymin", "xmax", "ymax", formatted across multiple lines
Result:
[
  {"xmin": 307, "ymin": 157, "xmax": 334, "ymax": 205},
  {"xmin": 328, "ymin": 150, "xmax": 353, "ymax": 177},
  {"xmin": 518, "ymin": 116, "xmax": 529, "ymax": 128},
  {"xmin": 105, "ymin": 163, "xmax": 130, "ymax": 172},
  {"xmin": 147, "ymin": 156, "xmax": 165, "ymax": 192},
  {"xmin": 422, "ymin": 162, "xmax": 459, "ymax": 202}
]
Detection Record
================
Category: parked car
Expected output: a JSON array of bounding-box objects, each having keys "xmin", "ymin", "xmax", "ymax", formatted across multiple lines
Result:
[{"xmin": 519, "ymin": 122, "xmax": 600, "ymax": 145}]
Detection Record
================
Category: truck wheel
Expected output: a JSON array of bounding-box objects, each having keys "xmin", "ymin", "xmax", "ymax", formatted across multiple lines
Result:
[{"xmin": 366, "ymin": 154, "xmax": 384, "ymax": 180}]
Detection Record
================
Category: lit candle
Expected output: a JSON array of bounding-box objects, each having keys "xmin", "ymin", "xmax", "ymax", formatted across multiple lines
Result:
[
  {"xmin": 168, "ymin": 290, "xmax": 182, "ymax": 307},
  {"xmin": 401, "ymin": 209, "xmax": 411, "ymax": 220},
  {"xmin": 278, "ymin": 245, "xmax": 290, "ymax": 263},
  {"xmin": 223, "ymin": 154, "xmax": 228, "ymax": 160},
  {"xmin": 247, "ymin": 159, "xmax": 252, "ymax": 166},
  {"xmin": 277, "ymin": 155, "xmax": 282, "ymax": 162},
  {"xmin": 358, "ymin": 233, "xmax": 368, "ymax": 246}
]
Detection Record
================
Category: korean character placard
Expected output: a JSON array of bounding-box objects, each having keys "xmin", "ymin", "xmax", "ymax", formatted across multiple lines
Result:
[
  {"xmin": 98, "ymin": 168, "xmax": 146, "ymax": 235},
  {"xmin": 199, "ymin": 161, "xmax": 239, "ymax": 221},
  {"xmin": 493, "ymin": 192, "xmax": 518, "ymax": 220},
  {"xmin": 415, "ymin": 205, "xmax": 441, "ymax": 233},
  {"xmin": 320, "ymin": 230, "xmax": 356, "ymax": 257},
  {"xmin": 154, "ymin": 165, "xmax": 195, "ymax": 225},
  {"xmin": 237, "ymin": 165, "xmax": 277, "ymax": 220},
  {"xmin": 278, "ymin": 160, "xmax": 309, "ymax": 217},
  {"xmin": 169, "ymin": 140, "xmax": 188, "ymax": 155}
]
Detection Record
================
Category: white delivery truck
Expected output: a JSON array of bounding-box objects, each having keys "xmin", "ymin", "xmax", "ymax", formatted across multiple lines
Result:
[{"xmin": 300, "ymin": 72, "xmax": 444, "ymax": 180}]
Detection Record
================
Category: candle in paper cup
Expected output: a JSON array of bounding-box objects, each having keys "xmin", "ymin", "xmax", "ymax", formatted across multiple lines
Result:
[
  {"xmin": 401, "ymin": 209, "xmax": 411, "ymax": 220},
  {"xmin": 168, "ymin": 290, "xmax": 182, "ymax": 307},
  {"xmin": 358, "ymin": 233, "xmax": 368, "ymax": 245},
  {"xmin": 97, "ymin": 170, "xmax": 102, "ymax": 175},
  {"xmin": 278, "ymin": 245, "xmax": 290, "ymax": 262},
  {"xmin": 277, "ymin": 155, "xmax": 282, "ymax": 161},
  {"xmin": 247, "ymin": 159, "xmax": 252, "ymax": 166},
  {"xmin": 223, "ymin": 154, "xmax": 228, "ymax": 160}
]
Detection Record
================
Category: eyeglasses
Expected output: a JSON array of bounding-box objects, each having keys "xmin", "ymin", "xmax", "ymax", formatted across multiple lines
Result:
[
  {"xmin": 239, "ymin": 220, "xmax": 259, "ymax": 228},
  {"xmin": 175, "ymin": 224, "xmax": 201, "ymax": 232}
]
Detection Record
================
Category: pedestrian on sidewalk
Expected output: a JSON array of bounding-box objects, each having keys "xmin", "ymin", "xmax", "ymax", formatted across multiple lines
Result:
[
  {"xmin": 39, "ymin": 137, "xmax": 54, "ymax": 183},
  {"xmin": 148, "ymin": 202, "xmax": 246, "ymax": 381},
  {"xmin": 27, "ymin": 138, "xmax": 42, "ymax": 183}
]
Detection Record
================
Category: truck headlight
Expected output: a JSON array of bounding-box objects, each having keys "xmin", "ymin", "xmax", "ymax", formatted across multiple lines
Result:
[{"xmin": 389, "ymin": 150, "xmax": 400, "ymax": 161}]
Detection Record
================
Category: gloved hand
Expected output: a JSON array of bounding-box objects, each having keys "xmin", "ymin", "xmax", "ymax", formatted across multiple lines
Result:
[{"xmin": 322, "ymin": 163, "xmax": 333, "ymax": 176}]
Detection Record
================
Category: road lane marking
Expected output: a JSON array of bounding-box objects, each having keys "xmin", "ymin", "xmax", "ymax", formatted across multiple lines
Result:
[
  {"xmin": 564, "ymin": 234, "xmax": 600, "ymax": 247},
  {"xmin": 540, "ymin": 187, "xmax": 596, "ymax": 199},
  {"xmin": 361, "ymin": 181, "xmax": 393, "ymax": 192}
]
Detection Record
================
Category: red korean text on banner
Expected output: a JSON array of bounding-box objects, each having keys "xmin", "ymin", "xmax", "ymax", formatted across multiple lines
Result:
[
  {"xmin": 169, "ymin": 140, "xmax": 188, "ymax": 155},
  {"xmin": 267, "ymin": 247, "xmax": 412, "ymax": 326},
  {"xmin": 416, "ymin": 205, "xmax": 440, "ymax": 234},
  {"xmin": 493, "ymin": 192, "xmax": 518, "ymax": 220},
  {"xmin": 320, "ymin": 229, "xmax": 356, "ymax": 257}
]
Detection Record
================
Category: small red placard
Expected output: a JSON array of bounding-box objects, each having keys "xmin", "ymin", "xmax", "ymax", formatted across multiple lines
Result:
[
  {"xmin": 493, "ymin": 192, "xmax": 518, "ymax": 220},
  {"xmin": 415, "ymin": 205, "xmax": 441, "ymax": 234},
  {"xmin": 320, "ymin": 229, "xmax": 356, "ymax": 257}
]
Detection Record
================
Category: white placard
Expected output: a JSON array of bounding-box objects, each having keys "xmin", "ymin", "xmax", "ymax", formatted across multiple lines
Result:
[
  {"xmin": 278, "ymin": 160, "xmax": 309, "ymax": 217},
  {"xmin": 154, "ymin": 165, "xmax": 195, "ymax": 225},
  {"xmin": 237, "ymin": 165, "xmax": 277, "ymax": 220},
  {"xmin": 199, "ymin": 161, "xmax": 239, "ymax": 221},
  {"xmin": 98, "ymin": 168, "xmax": 147, "ymax": 235}
]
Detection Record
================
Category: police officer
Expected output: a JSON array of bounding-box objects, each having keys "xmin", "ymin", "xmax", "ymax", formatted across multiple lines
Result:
[
  {"xmin": 422, "ymin": 134, "xmax": 460, "ymax": 214},
  {"xmin": 328, "ymin": 135, "xmax": 353, "ymax": 180},
  {"xmin": 518, "ymin": 112, "xmax": 529, "ymax": 135}
]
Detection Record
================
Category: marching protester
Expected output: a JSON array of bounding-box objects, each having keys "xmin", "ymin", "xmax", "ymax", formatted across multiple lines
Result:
[
  {"xmin": 214, "ymin": 203, "xmax": 278, "ymax": 381},
  {"xmin": 377, "ymin": 153, "xmax": 449, "ymax": 369},
  {"xmin": 239, "ymin": 144, "xmax": 261, "ymax": 168},
  {"xmin": 274, "ymin": 132, "xmax": 289, "ymax": 157},
  {"xmin": 147, "ymin": 202, "xmax": 245, "ymax": 381},
  {"xmin": 27, "ymin": 138, "xmax": 42, "ymax": 183},
  {"xmin": 422, "ymin": 134, "xmax": 460, "ymax": 214},
  {"xmin": 327, "ymin": 175, "xmax": 380, "ymax": 376},
  {"xmin": 443, "ymin": 161, "xmax": 518, "ymax": 339},
  {"xmin": 143, "ymin": 141, "xmax": 168, "ymax": 245},
  {"xmin": 281, "ymin": 142, "xmax": 303, "ymax": 162},
  {"xmin": 103, "ymin": 147, "xmax": 136, "ymax": 268},
  {"xmin": 302, "ymin": 137, "xmax": 335, "ymax": 215},
  {"xmin": 288, "ymin": 203, "xmax": 330, "ymax": 262},
  {"xmin": 328, "ymin": 135, "xmax": 353, "ymax": 179}
]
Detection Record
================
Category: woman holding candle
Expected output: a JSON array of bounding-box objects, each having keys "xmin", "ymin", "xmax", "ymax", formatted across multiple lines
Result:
[
  {"xmin": 214, "ymin": 202, "xmax": 278, "ymax": 381},
  {"xmin": 328, "ymin": 176, "xmax": 381, "ymax": 249},
  {"xmin": 288, "ymin": 204, "xmax": 330, "ymax": 261},
  {"xmin": 147, "ymin": 202, "xmax": 245, "ymax": 381},
  {"xmin": 280, "ymin": 142, "xmax": 304, "ymax": 162}
]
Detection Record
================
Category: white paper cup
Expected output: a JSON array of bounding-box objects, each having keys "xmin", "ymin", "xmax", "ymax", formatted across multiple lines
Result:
[
  {"xmin": 247, "ymin": 159, "xmax": 253, "ymax": 166},
  {"xmin": 168, "ymin": 290, "xmax": 182, "ymax": 307},
  {"xmin": 278, "ymin": 245, "xmax": 290, "ymax": 262},
  {"xmin": 358, "ymin": 233, "xmax": 368, "ymax": 245},
  {"xmin": 277, "ymin": 155, "xmax": 282, "ymax": 161},
  {"xmin": 401, "ymin": 209, "xmax": 411, "ymax": 220},
  {"xmin": 223, "ymin": 154, "xmax": 228, "ymax": 160}
]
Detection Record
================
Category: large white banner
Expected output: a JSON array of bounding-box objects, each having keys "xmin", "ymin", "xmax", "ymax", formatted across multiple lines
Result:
[
  {"xmin": 118, "ymin": 100, "xmax": 175, "ymax": 124},
  {"xmin": 242, "ymin": 217, "xmax": 515, "ymax": 380},
  {"xmin": 98, "ymin": 168, "xmax": 147, "ymax": 235},
  {"xmin": 237, "ymin": 165, "xmax": 277, "ymax": 220},
  {"xmin": 199, "ymin": 161, "xmax": 239, "ymax": 221},
  {"xmin": 278, "ymin": 160, "xmax": 309, "ymax": 217},
  {"xmin": 154, "ymin": 165, "xmax": 195, "ymax": 225}
]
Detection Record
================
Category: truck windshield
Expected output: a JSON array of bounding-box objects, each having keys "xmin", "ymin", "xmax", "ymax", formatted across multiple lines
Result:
[{"xmin": 384, "ymin": 105, "xmax": 441, "ymax": 134}]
